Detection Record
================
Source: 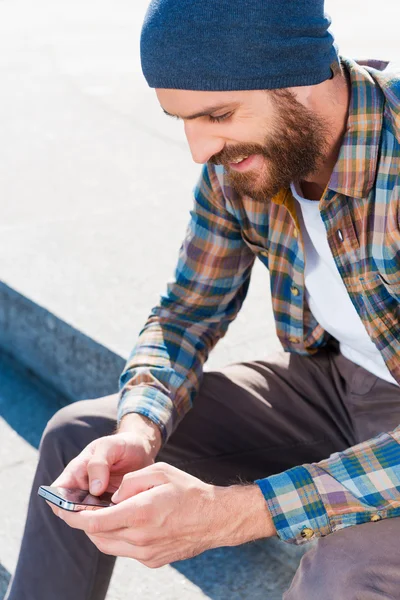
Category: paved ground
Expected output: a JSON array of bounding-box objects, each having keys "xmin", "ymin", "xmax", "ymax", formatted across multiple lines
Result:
[{"xmin": 0, "ymin": 0, "xmax": 399, "ymax": 598}]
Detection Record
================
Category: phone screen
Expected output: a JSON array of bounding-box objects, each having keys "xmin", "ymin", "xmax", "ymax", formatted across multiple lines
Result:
[
  {"xmin": 55, "ymin": 487, "xmax": 115, "ymax": 506},
  {"xmin": 39, "ymin": 486, "xmax": 115, "ymax": 508}
]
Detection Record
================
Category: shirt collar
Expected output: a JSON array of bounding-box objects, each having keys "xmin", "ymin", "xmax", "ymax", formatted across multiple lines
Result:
[
  {"xmin": 271, "ymin": 58, "xmax": 386, "ymax": 207},
  {"xmin": 327, "ymin": 57, "xmax": 385, "ymax": 199}
]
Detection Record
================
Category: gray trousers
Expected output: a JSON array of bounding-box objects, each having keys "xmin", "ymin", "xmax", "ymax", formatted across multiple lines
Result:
[{"xmin": 6, "ymin": 348, "xmax": 400, "ymax": 600}]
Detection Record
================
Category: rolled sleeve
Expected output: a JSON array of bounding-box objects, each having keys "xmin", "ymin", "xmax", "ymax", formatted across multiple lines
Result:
[
  {"xmin": 256, "ymin": 466, "xmax": 330, "ymax": 544},
  {"xmin": 256, "ymin": 427, "xmax": 400, "ymax": 545},
  {"xmin": 118, "ymin": 385, "xmax": 177, "ymax": 443}
]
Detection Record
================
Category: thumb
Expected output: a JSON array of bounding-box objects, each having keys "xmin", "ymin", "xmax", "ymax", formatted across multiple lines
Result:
[
  {"xmin": 112, "ymin": 466, "xmax": 167, "ymax": 503},
  {"xmin": 87, "ymin": 436, "xmax": 127, "ymax": 495}
]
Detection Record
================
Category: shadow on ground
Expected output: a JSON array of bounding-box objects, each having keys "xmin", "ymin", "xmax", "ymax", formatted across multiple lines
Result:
[
  {"xmin": 0, "ymin": 351, "xmax": 68, "ymax": 448},
  {"xmin": 172, "ymin": 538, "xmax": 305, "ymax": 600},
  {"xmin": 0, "ymin": 563, "xmax": 11, "ymax": 600}
]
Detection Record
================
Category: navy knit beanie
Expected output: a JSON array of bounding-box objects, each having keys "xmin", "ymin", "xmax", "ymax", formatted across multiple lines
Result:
[{"xmin": 141, "ymin": 0, "xmax": 339, "ymax": 91}]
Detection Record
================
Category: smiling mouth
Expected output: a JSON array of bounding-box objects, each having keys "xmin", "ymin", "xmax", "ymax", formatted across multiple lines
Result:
[
  {"xmin": 229, "ymin": 155, "xmax": 249, "ymax": 164},
  {"xmin": 227, "ymin": 154, "xmax": 261, "ymax": 172}
]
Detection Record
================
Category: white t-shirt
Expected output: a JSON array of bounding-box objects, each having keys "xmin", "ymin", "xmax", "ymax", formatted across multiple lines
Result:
[{"xmin": 290, "ymin": 182, "xmax": 398, "ymax": 386}]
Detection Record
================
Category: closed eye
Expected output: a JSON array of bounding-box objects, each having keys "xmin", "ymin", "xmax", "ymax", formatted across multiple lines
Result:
[{"xmin": 208, "ymin": 113, "xmax": 232, "ymax": 123}]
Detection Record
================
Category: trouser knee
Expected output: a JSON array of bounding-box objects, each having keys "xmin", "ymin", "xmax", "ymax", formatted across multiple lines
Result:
[
  {"xmin": 39, "ymin": 399, "xmax": 115, "ymax": 470},
  {"xmin": 285, "ymin": 522, "xmax": 399, "ymax": 600}
]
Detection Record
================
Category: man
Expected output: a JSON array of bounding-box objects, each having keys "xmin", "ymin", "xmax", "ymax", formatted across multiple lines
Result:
[{"xmin": 6, "ymin": 0, "xmax": 400, "ymax": 599}]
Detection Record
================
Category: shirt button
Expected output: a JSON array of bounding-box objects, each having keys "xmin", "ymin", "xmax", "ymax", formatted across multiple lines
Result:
[
  {"xmin": 300, "ymin": 527, "xmax": 315, "ymax": 539},
  {"xmin": 336, "ymin": 229, "xmax": 344, "ymax": 243},
  {"xmin": 293, "ymin": 228, "xmax": 298, "ymax": 239},
  {"xmin": 289, "ymin": 336, "xmax": 300, "ymax": 344},
  {"xmin": 291, "ymin": 286, "xmax": 300, "ymax": 297},
  {"xmin": 370, "ymin": 514, "xmax": 381, "ymax": 522}
]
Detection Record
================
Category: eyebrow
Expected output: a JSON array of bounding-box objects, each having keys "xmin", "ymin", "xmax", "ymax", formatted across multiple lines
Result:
[{"xmin": 162, "ymin": 103, "xmax": 234, "ymax": 121}]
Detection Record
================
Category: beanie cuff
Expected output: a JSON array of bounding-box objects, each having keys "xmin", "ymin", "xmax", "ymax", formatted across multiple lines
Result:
[{"xmin": 145, "ymin": 66, "xmax": 334, "ymax": 90}]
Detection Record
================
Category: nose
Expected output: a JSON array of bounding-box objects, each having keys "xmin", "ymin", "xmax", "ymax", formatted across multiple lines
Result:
[{"xmin": 184, "ymin": 121, "xmax": 225, "ymax": 164}]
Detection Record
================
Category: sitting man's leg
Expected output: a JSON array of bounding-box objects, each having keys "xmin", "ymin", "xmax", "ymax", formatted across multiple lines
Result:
[
  {"xmin": 285, "ymin": 518, "xmax": 400, "ymax": 600},
  {"xmin": 5, "ymin": 395, "xmax": 119, "ymax": 600},
  {"xmin": 7, "ymin": 347, "xmax": 375, "ymax": 600},
  {"xmin": 285, "ymin": 363, "xmax": 400, "ymax": 600}
]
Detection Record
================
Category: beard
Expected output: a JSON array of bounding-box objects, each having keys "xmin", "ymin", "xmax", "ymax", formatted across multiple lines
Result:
[{"xmin": 209, "ymin": 89, "xmax": 330, "ymax": 201}]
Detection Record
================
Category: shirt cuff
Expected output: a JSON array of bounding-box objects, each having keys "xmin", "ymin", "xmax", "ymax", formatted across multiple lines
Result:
[
  {"xmin": 256, "ymin": 466, "xmax": 331, "ymax": 544},
  {"xmin": 117, "ymin": 385, "xmax": 175, "ymax": 444}
]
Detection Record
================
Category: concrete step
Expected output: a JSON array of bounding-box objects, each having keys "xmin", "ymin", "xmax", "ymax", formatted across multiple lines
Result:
[{"xmin": 0, "ymin": 351, "xmax": 64, "ymax": 596}]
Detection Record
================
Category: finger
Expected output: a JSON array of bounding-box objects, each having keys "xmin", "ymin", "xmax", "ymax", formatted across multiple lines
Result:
[
  {"xmin": 54, "ymin": 498, "xmax": 131, "ymax": 533},
  {"xmin": 56, "ymin": 489, "xmax": 156, "ymax": 533},
  {"xmin": 52, "ymin": 458, "xmax": 89, "ymax": 490},
  {"xmin": 112, "ymin": 467, "xmax": 167, "ymax": 503},
  {"xmin": 86, "ymin": 436, "xmax": 127, "ymax": 495},
  {"xmin": 88, "ymin": 533, "xmax": 167, "ymax": 567},
  {"xmin": 87, "ymin": 534, "xmax": 141, "ymax": 560},
  {"xmin": 46, "ymin": 500, "xmax": 61, "ymax": 517},
  {"xmin": 90, "ymin": 526, "xmax": 171, "ymax": 548},
  {"xmin": 52, "ymin": 444, "xmax": 95, "ymax": 489}
]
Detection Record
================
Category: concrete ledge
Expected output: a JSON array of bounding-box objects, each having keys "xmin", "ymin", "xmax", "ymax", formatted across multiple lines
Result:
[
  {"xmin": 0, "ymin": 281, "xmax": 125, "ymax": 401},
  {"xmin": 0, "ymin": 564, "xmax": 10, "ymax": 599}
]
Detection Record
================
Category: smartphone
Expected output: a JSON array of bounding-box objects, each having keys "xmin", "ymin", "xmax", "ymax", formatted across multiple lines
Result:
[{"xmin": 38, "ymin": 485, "xmax": 115, "ymax": 512}]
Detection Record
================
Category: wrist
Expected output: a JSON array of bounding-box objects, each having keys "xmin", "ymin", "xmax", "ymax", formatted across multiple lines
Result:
[
  {"xmin": 214, "ymin": 484, "xmax": 276, "ymax": 547},
  {"xmin": 118, "ymin": 413, "xmax": 163, "ymax": 457}
]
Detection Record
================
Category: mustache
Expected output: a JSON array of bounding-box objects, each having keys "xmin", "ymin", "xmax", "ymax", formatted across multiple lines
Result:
[{"xmin": 210, "ymin": 143, "xmax": 271, "ymax": 166}]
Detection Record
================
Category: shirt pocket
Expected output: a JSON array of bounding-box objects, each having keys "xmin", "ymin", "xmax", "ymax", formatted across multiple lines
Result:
[
  {"xmin": 362, "ymin": 273, "xmax": 400, "ymax": 331},
  {"xmin": 377, "ymin": 273, "xmax": 400, "ymax": 303}
]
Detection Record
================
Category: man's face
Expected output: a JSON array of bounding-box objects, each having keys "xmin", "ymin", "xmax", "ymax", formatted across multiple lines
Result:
[{"xmin": 156, "ymin": 87, "xmax": 330, "ymax": 200}]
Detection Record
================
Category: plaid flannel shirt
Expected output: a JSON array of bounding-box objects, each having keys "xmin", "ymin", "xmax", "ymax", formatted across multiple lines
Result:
[{"xmin": 119, "ymin": 57, "xmax": 400, "ymax": 544}]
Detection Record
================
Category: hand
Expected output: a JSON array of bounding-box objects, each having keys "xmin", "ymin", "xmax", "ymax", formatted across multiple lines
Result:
[
  {"xmin": 55, "ymin": 462, "xmax": 275, "ymax": 568},
  {"xmin": 48, "ymin": 414, "xmax": 162, "ymax": 519}
]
